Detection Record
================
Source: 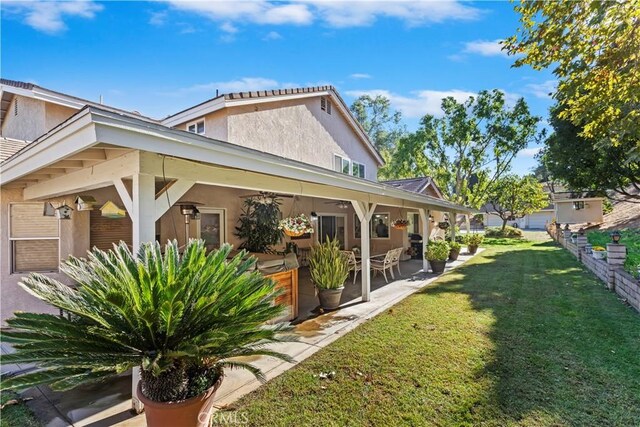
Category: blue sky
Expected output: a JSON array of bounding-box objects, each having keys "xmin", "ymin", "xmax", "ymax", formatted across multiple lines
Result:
[{"xmin": 2, "ymin": 1, "xmax": 556, "ymax": 174}]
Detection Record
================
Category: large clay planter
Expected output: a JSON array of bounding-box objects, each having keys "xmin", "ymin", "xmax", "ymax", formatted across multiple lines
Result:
[
  {"xmin": 448, "ymin": 249, "xmax": 460, "ymax": 261},
  {"xmin": 467, "ymin": 244, "xmax": 478, "ymax": 255},
  {"xmin": 317, "ymin": 287, "xmax": 344, "ymax": 310},
  {"xmin": 429, "ymin": 260, "xmax": 447, "ymax": 274},
  {"xmin": 137, "ymin": 375, "xmax": 223, "ymax": 427}
]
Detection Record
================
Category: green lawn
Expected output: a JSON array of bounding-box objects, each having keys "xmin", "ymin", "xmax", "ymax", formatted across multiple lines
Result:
[
  {"xmin": 0, "ymin": 391, "xmax": 40, "ymax": 427},
  {"xmin": 227, "ymin": 234, "xmax": 640, "ymax": 426}
]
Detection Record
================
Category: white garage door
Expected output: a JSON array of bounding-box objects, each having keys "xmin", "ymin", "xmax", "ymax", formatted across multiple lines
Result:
[
  {"xmin": 485, "ymin": 214, "xmax": 503, "ymax": 227},
  {"xmin": 527, "ymin": 212, "xmax": 553, "ymax": 229}
]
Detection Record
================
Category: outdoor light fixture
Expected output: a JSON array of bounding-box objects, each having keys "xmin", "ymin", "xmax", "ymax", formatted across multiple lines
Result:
[
  {"xmin": 310, "ymin": 211, "xmax": 318, "ymax": 221},
  {"xmin": 610, "ymin": 231, "xmax": 622, "ymax": 244},
  {"xmin": 578, "ymin": 228, "xmax": 585, "ymax": 236}
]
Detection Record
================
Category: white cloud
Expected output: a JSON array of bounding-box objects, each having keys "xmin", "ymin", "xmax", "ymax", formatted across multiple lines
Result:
[
  {"xmin": 167, "ymin": 77, "xmax": 300, "ymax": 97},
  {"xmin": 149, "ymin": 10, "xmax": 167, "ymax": 26},
  {"xmin": 3, "ymin": 0, "xmax": 103, "ymax": 33},
  {"xmin": 519, "ymin": 147, "xmax": 543, "ymax": 157},
  {"xmin": 220, "ymin": 21, "xmax": 238, "ymax": 34},
  {"xmin": 263, "ymin": 31, "xmax": 283, "ymax": 40},
  {"xmin": 463, "ymin": 39, "xmax": 508, "ymax": 57},
  {"xmin": 346, "ymin": 88, "xmax": 521, "ymax": 118},
  {"xmin": 159, "ymin": 0, "xmax": 481, "ymax": 29},
  {"xmin": 350, "ymin": 73, "xmax": 372, "ymax": 79},
  {"xmin": 346, "ymin": 89, "xmax": 477, "ymax": 118},
  {"xmin": 525, "ymin": 80, "xmax": 557, "ymax": 99}
]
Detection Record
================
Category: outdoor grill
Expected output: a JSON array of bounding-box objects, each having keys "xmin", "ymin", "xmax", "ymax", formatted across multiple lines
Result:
[{"xmin": 409, "ymin": 233, "xmax": 423, "ymax": 260}]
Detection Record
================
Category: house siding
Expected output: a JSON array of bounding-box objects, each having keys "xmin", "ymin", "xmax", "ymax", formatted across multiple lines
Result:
[
  {"xmin": 556, "ymin": 200, "xmax": 603, "ymax": 224},
  {"xmin": 1, "ymin": 95, "xmax": 47, "ymax": 141}
]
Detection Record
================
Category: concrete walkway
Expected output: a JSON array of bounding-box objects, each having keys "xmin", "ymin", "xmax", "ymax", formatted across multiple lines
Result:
[{"xmin": 19, "ymin": 249, "xmax": 483, "ymax": 426}]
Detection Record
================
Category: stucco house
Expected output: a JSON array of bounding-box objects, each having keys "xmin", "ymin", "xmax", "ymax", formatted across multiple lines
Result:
[
  {"xmin": 482, "ymin": 183, "xmax": 604, "ymax": 229},
  {"xmin": 0, "ymin": 78, "xmax": 472, "ymax": 328}
]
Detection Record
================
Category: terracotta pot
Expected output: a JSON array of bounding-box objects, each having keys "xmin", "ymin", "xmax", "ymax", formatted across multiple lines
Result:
[
  {"xmin": 137, "ymin": 375, "xmax": 223, "ymax": 427},
  {"xmin": 448, "ymin": 249, "xmax": 460, "ymax": 261},
  {"xmin": 317, "ymin": 287, "xmax": 344, "ymax": 310},
  {"xmin": 429, "ymin": 260, "xmax": 447, "ymax": 274},
  {"xmin": 467, "ymin": 244, "xmax": 478, "ymax": 255}
]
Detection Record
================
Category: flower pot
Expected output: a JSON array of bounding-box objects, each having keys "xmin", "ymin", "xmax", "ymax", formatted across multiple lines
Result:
[
  {"xmin": 284, "ymin": 229, "xmax": 304, "ymax": 237},
  {"xmin": 592, "ymin": 251, "xmax": 606, "ymax": 260},
  {"xmin": 137, "ymin": 376, "xmax": 223, "ymax": 427},
  {"xmin": 317, "ymin": 287, "xmax": 344, "ymax": 310},
  {"xmin": 448, "ymin": 249, "xmax": 460, "ymax": 261},
  {"xmin": 467, "ymin": 244, "xmax": 478, "ymax": 255},
  {"xmin": 429, "ymin": 260, "xmax": 447, "ymax": 274}
]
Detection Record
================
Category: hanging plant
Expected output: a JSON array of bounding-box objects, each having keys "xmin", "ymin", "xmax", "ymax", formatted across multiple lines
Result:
[
  {"xmin": 279, "ymin": 214, "xmax": 314, "ymax": 237},
  {"xmin": 391, "ymin": 218, "xmax": 410, "ymax": 230},
  {"xmin": 438, "ymin": 221, "xmax": 450, "ymax": 230}
]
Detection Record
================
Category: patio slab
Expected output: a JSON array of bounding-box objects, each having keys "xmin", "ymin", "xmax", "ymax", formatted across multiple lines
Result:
[{"xmin": 16, "ymin": 249, "xmax": 482, "ymax": 426}]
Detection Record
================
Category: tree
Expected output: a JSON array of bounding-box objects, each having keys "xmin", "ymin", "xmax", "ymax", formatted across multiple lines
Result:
[
  {"xmin": 485, "ymin": 175, "xmax": 549, "ymax": 231},
  {"xmin": 540, "ymin": 105, "xmax": 640, "ymax": 202},
  {"xmin": 386, "ymin": 89, "xmax": 541, "ymax": 208},
  {"xmin": 349, "ymin": 95, "xmax": 406, "ymax": 179},
  {"xmin": 504, "ymin": 1, "xmax": 640, "ymax": 157}
]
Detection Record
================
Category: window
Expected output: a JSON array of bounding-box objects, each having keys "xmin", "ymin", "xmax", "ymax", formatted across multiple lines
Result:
[
  {"xmin": 197, "ymin": 208, "xmax": 226, "ymax": 251},
  {"xmin": 573, "ymin": 201, "xmax": 585, "ymax": 210},
  {"xmin": 320, "ymin": 96, "xmax": 332, "ymax": 114},
  {"xmin": 327, "ymin": 100, "xmax": 332, "ymax": 115},
  {"xmin": 187, "ymin": 119, "xmax": 205, "ymax": 135},
  {"xmin": 9, "ymin": 203, "xmax": 59, "ymax": 273},
  {"xmin": 352, "ymin": 161, "xmax": 365, "ymax": 178},
  {"xmin": 354, "ymin": 212, "xmax": 391, "ymax": 239}
]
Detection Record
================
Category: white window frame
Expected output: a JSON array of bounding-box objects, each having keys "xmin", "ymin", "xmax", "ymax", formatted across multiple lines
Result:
[
  {"xmin": 196, "ymin": 207, "xmax": 226, "ymax": 249},
  {"xmin": 8, "ymin": 202, "xmax": 60, "ymax": 274},
  {"xmin": 186, "ymin": 119, "xmax": 205, "ymax": 135},
  {"xmin": 370, "ymin": 211, "xmax": 391, "ymax": 240},
  {"xmin": 352, "ymin": 161, "xmax": 365, "ymax": 178}
]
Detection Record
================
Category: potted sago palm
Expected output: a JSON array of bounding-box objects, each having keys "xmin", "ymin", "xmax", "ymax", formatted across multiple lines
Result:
[{"xmin": 0, "ymin": 240, "xmax": 295, "ymax": 427}]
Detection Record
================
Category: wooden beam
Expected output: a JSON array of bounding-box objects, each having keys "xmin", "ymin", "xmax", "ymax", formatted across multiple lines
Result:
[
  {"xmin": 154, "ymin": 179, "xmax": 195, "ymax": 221},
  {"xmin": 23, "ymin": 151, "xmax": 140, "ymax": 200},
  {"xmin": 46, "ymin": 160, "xmax": 84, "ymax": 169},
  {"xmin": 66, "ymin": 149, "xmax": 106, "ymax": 161},
  {"xmin": 113, "ymin": 178, "xmax": 133, "ymax": 217}
]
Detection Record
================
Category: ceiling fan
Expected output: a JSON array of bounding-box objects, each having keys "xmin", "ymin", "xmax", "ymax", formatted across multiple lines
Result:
[
  {"xmin": 239, "ymin": 191, "xmax": 294, "ymax": 199},
  {"xmin": 325, "ymin": 200, "xmax": 351, "ymax": 209}
]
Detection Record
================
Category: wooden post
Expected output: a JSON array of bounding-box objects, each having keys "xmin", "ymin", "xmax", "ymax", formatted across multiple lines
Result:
[
  {"xmin": 352, "ymin": 201, "xmax": 376, "ymax": 302},
  {"xmin": 418, "ymin": 208, "xmax": 429, "ymax": 273},
  {"xmin": 131, "ymin": 173, "xmax": 156, "ymax": 414},
  {"xmin": 449, "ymin": 211, "xmax": 456, "ymax": 242}
]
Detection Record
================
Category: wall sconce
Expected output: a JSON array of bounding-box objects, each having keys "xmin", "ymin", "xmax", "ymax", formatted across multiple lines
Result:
[
  {"xmin": 610, "ymin": 231, "xmax": 622, "ymax": 244},
  {"xmin": 578, "ymin": 228, "xmax": 585, "ymax": 236},
  {"xmin": 310, "ymin": 211, "xmax": 318, "ymax": 221}
]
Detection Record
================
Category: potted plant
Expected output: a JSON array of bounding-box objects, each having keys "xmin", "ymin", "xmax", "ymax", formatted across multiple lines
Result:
[
  {"xmin": 0, "ymin": 241, "xmax": 294, "ymax": 427},
  {"xmin": 309, "ymin": 237, "xmax": 349, "ymax": 310},
  {"xmin": 391, "ymin": 218, "xmax": 410, "ymax": 230},
  {"xmin": 448, "ymin": 241, "xmax": 462, "ymax": 261},
  {"xmin": 465, "ymin": 234, "xmax": 484, "ymax": 255},
  {"xmin": 592, "ymin": 246, "xmax": 606, "ymax": 260},
  {"xmin": 279, "ymin": 213, "xmax": 314, "ymax": 237},
  {"xmin": 235, "ymin": 194, "xmax": 283, "ymax": 252},
  {"xmin": 426, "ymin": 240, "xmax": 450, "ymax": 274},
  {"xmin": 438, "ymin": 221, "xmax": 450, "ymax": 230}
]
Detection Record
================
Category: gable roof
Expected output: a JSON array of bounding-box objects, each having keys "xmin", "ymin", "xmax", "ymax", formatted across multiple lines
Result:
[
  {"xmin": 0, "ymin": 137, "xmax": 28, "ymax": 162},
  {"xmin": 161, "ymin": 85, "xmax": 384, "ymax": 165},
  {"xmin": 0, "ymin": 78, "xmax": 158, "ymax": 126},
  {"xmin": 381, "ymin": 177, "xmax": 444, "ymax": 199}
]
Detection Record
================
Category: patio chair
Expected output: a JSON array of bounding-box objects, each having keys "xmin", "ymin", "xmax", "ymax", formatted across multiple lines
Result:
[
  {"xmin": 390, "ymin": 247, "xmax": 403, "ymax": 276},
  {"xmin": 341, "ymin": 250, "xmax": 362, "ymax": 285},
  {"xmin": 370, "ymin": 249, "xmax": 395, "ymax": 283}
]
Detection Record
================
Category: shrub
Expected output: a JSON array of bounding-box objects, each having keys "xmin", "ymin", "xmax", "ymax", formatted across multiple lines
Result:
[
  {"xmin": 465, "ymin": 234, "xmax": 485, "ymax": 246},
  {"xmin": 449, "ymin": 241, "xmax": 462, "ymax": 252},
  {"xmin": 426, "ymin": 240, "xmax": 450, "ymax": 261},
  {"xmin": 485, "ymin": 226, "xmax": 523, "ymax": 238},
  {"xmin": 0, "ymin": 241, "xmax": 294, "ymax": 402}
]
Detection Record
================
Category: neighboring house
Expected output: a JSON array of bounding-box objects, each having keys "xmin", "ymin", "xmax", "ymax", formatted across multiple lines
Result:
[
  {"xmin": 0, "ymin": 79, "xmax": 471, "ymax": 327},
  {"xmin": 482, "ymin": 183, "xmax": 604, "ymax": 229}
]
